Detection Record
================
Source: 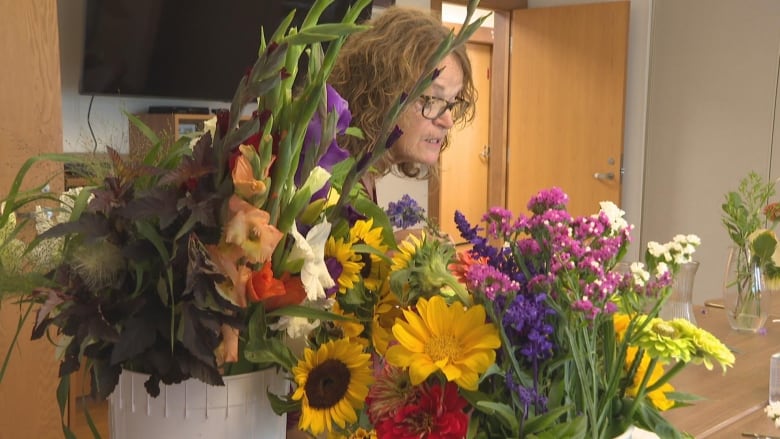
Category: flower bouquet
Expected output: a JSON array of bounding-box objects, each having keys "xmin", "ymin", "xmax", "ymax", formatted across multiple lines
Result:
[
  {"xmin": 0, "ymin": 0, "xmax": 490, "ymax": 437},
  {"xmin": 335, "ymin": 189, "xmax": 734, "ymax": 439},
  {"xmin": 722, "ymin": 171, "xmax": 780, "ymax": 331}
]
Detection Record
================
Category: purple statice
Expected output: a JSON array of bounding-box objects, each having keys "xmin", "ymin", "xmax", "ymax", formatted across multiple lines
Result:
[
  {"xmin": 527, "ymin": 187, "xmax": 568, "ymax": 215},
  {"xmin": 464, "ymin": 263, "xmax": 519, "ymax": 300},
  {"xmin": 482, "ymin": 207, "xmax": 516, "ymax": 239},
  {"xmin": 385, "ymin": 194, "xmax": 426, "ymax": 229}
]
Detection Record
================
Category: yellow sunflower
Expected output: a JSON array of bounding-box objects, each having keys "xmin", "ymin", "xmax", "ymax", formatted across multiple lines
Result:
[
  {"xmin": 291, "ymin": 339, "xmax": 374, "ymax": 435},
  {"xmin": 372, "ymin": 283, "xmax": 403, "ymax": 355},
  {"xmin": 385, "ymin": 295, "xmax": 500, "ymax": 390},
  {"xmin": 325, "ymin": 236, "xmax": 363, "ymax": 293},
  {"xmin": 349, "ymin": 218, "xmax": 389, "ymax": 290},
  {"xmin": 391, "ymin": 232, "xmax": 423, "ymax": 271},
  {"xmin": 624, "ymin": 346, "xmax": 675, "ymax": 411},
  {"xmin": 332, "ymin": 301, "xmax": 368, "ymax": 347}
]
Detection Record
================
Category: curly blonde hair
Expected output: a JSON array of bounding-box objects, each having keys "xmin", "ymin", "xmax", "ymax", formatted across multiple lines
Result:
[{"xmin": 329, "ymin": 6, "xmax": 476, "ymax": 178}]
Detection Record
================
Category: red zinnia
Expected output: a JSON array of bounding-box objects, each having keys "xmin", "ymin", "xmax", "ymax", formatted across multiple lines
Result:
[{"xmin": 374, "ymin": 381, "xmax": 468, "ymax": 439}]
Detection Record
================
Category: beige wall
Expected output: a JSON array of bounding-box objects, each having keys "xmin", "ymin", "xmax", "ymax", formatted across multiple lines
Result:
[{"xmin": 642, "ymin": 0, "xmax": 780, "ymax": 303}]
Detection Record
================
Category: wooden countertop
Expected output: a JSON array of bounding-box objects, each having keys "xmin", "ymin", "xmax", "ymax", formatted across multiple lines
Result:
[{"xmin": 663, "ymin": 303, "xmax": 780, "ymax": 438}]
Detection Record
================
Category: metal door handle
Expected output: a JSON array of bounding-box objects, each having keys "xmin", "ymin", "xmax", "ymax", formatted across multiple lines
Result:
[
  {"xmin": 479, "ymin": 145, "xmax": 489, "ymax": 162},
  {"xmin": 594, "ymin": 172, "xmax": 615, "ymax": 181}
]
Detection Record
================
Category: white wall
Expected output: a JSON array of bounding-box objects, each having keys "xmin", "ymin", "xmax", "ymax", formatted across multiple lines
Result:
[{"xmin": 642, "ymin": 0, "xmax": 780, "ymax": 303}]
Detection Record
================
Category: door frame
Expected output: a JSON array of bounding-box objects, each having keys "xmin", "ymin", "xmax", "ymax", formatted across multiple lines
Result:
[{"xmin": 429, "ymin": 0, "xmax": 521, "ymax": 222}]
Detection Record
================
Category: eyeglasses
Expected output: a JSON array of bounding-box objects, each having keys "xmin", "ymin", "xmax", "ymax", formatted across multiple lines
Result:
[{"xmin": 419, "ymin": 95, "xmax": 470, "ymax": 120}]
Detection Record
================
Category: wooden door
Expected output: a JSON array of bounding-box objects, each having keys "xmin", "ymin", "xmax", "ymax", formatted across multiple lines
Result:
[
  {"xmin": 439, "ymin": 41, "xmax": 492, "ymax": 242},
  {"xmin": 0, "ymin": 0, "xmax": 65, "ymax": 437},
  {"xmin": 506, "ymin": 2, "xmax": 629, "ymax": 217}
]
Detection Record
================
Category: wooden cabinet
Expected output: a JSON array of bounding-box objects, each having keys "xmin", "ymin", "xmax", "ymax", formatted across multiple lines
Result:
[{"xmin": 128, "ymin": 113, "xmax": 214, "ymax": 159}]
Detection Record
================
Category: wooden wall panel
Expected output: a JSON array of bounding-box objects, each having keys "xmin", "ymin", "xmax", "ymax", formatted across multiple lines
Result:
[{"xmin": 0, "ymin": 0, "xmax": 64, "ymax": 438}]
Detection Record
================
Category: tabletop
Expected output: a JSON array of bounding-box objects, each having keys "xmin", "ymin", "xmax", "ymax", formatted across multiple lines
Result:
[{"xmin": 663, "ymin": 302, "xmax": 780, "ymax": 438}]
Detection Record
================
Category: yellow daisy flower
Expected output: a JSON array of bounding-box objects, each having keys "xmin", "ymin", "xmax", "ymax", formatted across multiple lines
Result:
[
  {"xmin": 385, "ymin": 296, "xmax": 500, "ymax": 390},
  {"xmin": 291, "ymin": 339, "xmax": 374, "ymax": 436},
  {"xmin": 325, "ymin": 236, "xmax": 363, "ymax": 293}
]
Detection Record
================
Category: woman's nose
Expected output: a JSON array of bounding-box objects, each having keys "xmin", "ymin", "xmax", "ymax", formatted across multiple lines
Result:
[{"xmin": 433, "ymin": 109, "xmax": 455, "ymax": 129}]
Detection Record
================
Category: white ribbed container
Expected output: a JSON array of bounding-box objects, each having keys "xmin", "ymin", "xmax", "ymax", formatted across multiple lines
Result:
[{"xmin": 109, "ymin": 369, "xmax": 288, "ymax": 439}]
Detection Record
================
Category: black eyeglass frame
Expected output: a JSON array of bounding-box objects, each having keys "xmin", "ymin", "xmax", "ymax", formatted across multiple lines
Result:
[{"xmin": 418, "ymin": 94, "xmax": 470, "ymax": 120}]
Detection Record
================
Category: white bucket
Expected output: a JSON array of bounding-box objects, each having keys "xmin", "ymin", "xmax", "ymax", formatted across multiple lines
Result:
[{"xmin": 109, "ymin": 369, "xmax": 288, "ymax": 439}]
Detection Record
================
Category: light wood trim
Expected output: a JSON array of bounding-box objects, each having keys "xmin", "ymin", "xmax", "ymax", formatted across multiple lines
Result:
[
  {"xmin": 488, "ymin": 9, "xmax": 509, "ymax": 208},
  {"xmin": 442, "ymin": 0, "xmax": 527, "ymax": 10}
]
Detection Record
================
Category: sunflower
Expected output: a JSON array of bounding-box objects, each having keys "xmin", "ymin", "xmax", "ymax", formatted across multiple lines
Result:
[
  {"xmin": 372, "ymin": 284, "xmax": 403, "ymax": 355},
  {"xmin": 325, "ymin": 236, "xmax": 363, "ymax": 293},
  {"xmin": 291, "ymin": 338, "xmax": 374, "ymax": 435},
  {"xmin": 331, "ymin": 301, "xmax": 368, "ymax": 347},
  {"xmin": 349, "ymin": 218, "xmax": 389, "ymax": 290},
  {"xmin": 385, "ymin": 295, "xmax": 500, "ymax": 391},
  {"xmin": 391, "ymin": 232, "xmax": 423, "ymax": 271},
  {"xmin": 623, "ymin": 346, "xmax": 675, "ymax": 411}
]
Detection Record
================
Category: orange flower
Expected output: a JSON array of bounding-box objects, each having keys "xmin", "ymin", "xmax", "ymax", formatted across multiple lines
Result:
[
  {"xmin": 448, "ymin": 250, "xmax": 488, "ymax": 284},
  {"xmin": 246, "ymin": 262, "xmax": 306, "ymax": 311},
  {"xmin": 216, "ymin": 324, "xmax": 240, "ymax": 365},
  {"xmin": 206, "ymin": 243, "xmax": 251, "ymax": 308},
  {"xmin": 224, "ymin": 195, "xmax": 282, "ymax": 263},
  {"xmin": 231, "ymin": 146, "xmax": 268, "ymax": 199}
]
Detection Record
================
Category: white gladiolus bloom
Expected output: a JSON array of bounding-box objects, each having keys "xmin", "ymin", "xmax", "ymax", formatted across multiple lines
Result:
[{"xmin": 288, "ymin": 219, "xmax": 335, "ymax": 301}]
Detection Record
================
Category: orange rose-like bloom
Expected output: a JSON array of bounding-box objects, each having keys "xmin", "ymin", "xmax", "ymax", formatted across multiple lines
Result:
[{"xmin": 246, "ymin": 262, "xmax": 306, "ymax": 311}]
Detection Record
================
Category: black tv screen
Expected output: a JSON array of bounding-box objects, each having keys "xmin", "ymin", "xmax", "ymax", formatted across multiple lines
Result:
[{"xmin": 80, "ymin": 0, "xmax": 372, "ymax": 102}]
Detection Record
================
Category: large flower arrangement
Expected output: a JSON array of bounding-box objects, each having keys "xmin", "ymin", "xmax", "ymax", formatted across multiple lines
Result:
[
  {"xmin": 0, "ymin": 0, "xmax": 488, "ymax": 437},
  {"xmin": 325, "ymin": 189, "xmax": 734, "ymax": 439},
  {"xmin": 0, "ymin": 0, "xmax": 734, "ymax": 437}
]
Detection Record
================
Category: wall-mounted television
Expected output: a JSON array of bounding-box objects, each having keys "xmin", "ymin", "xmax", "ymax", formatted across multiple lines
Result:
[{"xmin": 80, "ymin": 0, "xmax": 372, "ymax": 102}]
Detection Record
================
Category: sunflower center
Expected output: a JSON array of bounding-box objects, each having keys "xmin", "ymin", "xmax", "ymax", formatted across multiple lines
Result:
[
  {"xmin": 424, "ymin": 333, "xmax": 461, "ymax": 362},
  {"xmin": 358, "ymin": 248, "xmax": 373, "ymax": 278},
  {"xmin": 304, "ymin": 358, "xmax": 351, "ymax": 409}
]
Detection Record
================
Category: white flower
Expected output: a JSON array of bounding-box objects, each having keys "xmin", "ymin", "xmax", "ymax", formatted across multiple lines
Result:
[
  {"xmin": 288, "ymin": 220, "xmax": 335, "ymax": 301},
  {"xmin": 629, "ymin": 262, "xmax": 650, "ymax": 287},
  {"xmin": 299, "ymin": 166, "xmax": 331, "ymax": 196},
  {"xmin": 269, "ymin": 315, "xmax": 321, "ymax": 340},
  {"xmin": 655, "ymin": 262, "xmax": 669, "ymax": 276},
  {"xmin": 597, "ymin": 201, "xmax": 627, "ymax": 233},
  {"xmin": 765, "ymin": 401, "xmax": 780, "ymax": 428}
]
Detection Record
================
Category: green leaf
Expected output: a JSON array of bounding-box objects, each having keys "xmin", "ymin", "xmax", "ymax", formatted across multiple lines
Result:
[
  {"xmin": 268, "ymin": 392, "xmax": 301, "ymax": 416},
  {"xmin": 267, "ymin": 304, "xmax": 354, "ymax": 321},
  {"xmin": 474, "ymin": 400, "xmax": 519, "ymax": 434}
]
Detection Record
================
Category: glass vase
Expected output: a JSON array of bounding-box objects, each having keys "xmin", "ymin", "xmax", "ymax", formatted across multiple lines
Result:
[
  {"xmin": 660, "ymin": 261, "xmax": 699, "ymax": 325},
  {"xmin": 723, "ymin": 245, "xmax": 772, "ymax": 332}
]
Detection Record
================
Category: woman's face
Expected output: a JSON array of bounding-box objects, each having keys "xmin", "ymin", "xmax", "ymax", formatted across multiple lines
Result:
[{"xmin": 393, "ymin": 54, "xmax": 464, "ymax": 166}]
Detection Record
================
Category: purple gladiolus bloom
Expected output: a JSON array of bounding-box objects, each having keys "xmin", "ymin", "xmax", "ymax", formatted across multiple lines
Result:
[{"xmin": 299, "ymin": 84, "xmax": 352, "ymax": 200}]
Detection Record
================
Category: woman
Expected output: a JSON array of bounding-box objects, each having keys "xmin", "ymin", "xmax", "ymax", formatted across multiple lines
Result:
[{"xmin": 329, "ymin": 6, "xmax": 477, "ymax": 201}]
